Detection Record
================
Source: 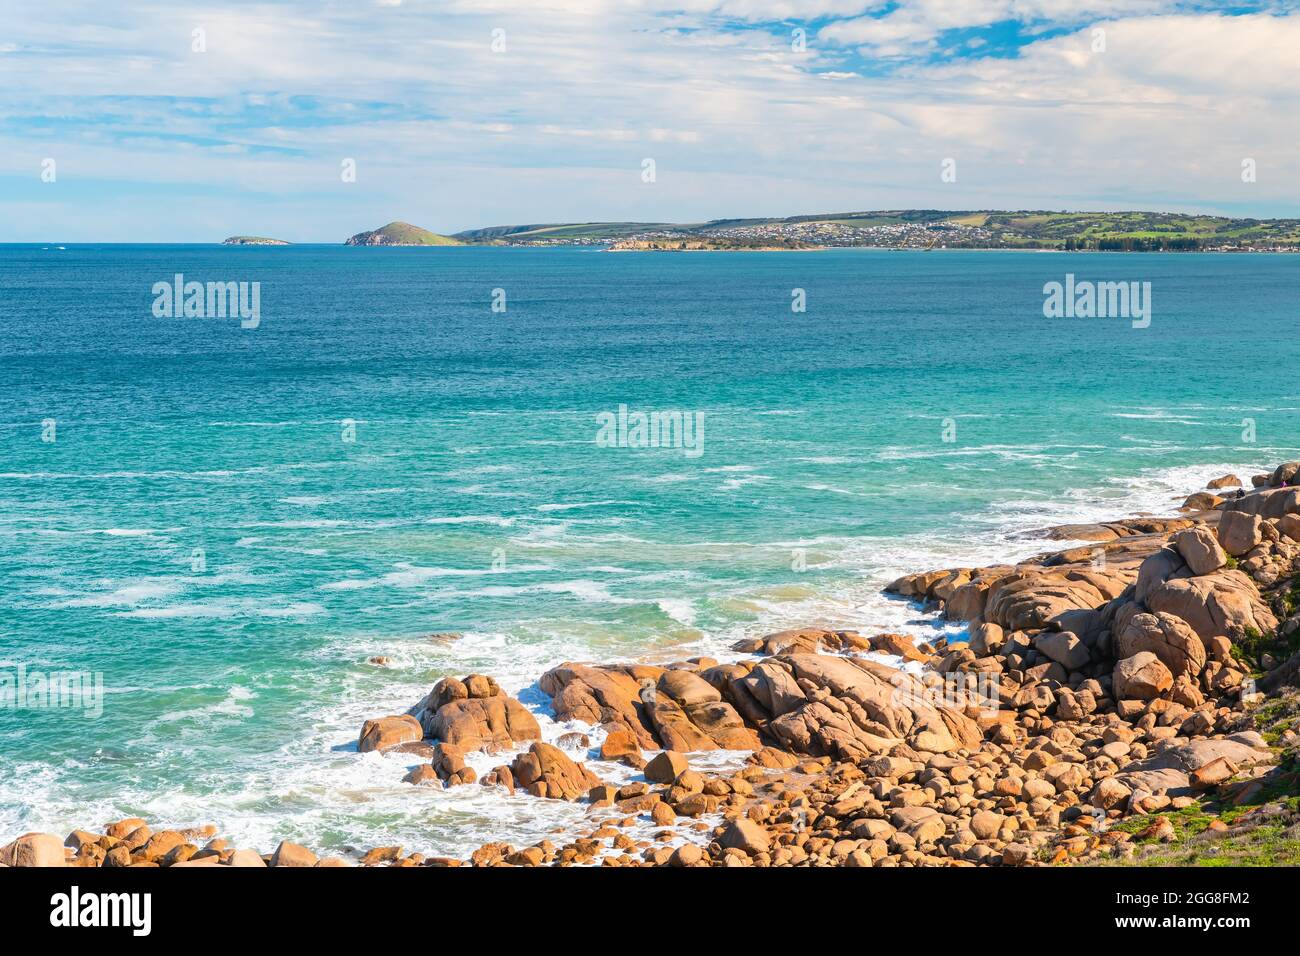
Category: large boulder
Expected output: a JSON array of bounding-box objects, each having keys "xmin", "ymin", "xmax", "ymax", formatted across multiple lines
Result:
[
  {"xmin": 644, "ymin": 750, "xmax": 690, "ymax": 784},
  {"xmin": 983, "ymin": 568, "xmax": 1130, "ymax": 632},
  {"xmin": 1115, "ymin": 733, "xmax": 1271, "ymax": 795},
  {"xmin": 510, "ymin": 742, "xmax": 602, "ymax": 801},
  {"xmin": 968, "ymin": 622, "xmax": 1006, "ymax": 656},
  {"xmin": 540, "ymin": 663, "xmax": 658, "ymax": 749},
  {"xmin": 1034, "ymin": 631, "xmax": 1090, "ymax": 670},
  {"xmin": 1113, "ymin": 652, "xmax": 1173, "ymax": 700},
  {"xmin": 870, "ymin": 632, "xmax": 931, "ymax": 662},
  {"xmin": 430, "ymin": 742, "xmax": 477, "ymax": 786},
  {"xmin": 1173, "ymin": 526, "xmax": 1226, "ymax": 575},
  {"xmin": 1217, "ymin": 511, "xmax": 1262, "ymax": 557},
  {"xmin": 733, "ymin": 658, "xmax": 809, "ymax": 722},
  {"xmin": 1207, "ymin": 474, "xmax": 1241, "ymax": 490},
  {"xmin": 731, "ymin": 654, "xmax": 981, "ymax": 761},
  {"xmin": 541, "ymin": 660, "xmax": 757, "ymax": 754},
  {"xmin": 656, "ymin": 669, "xmax": 717, "ymax": 708},
  {"xmin": 358, "ymin": 715, "xmax": 422, "ymax": 753},
  {"xmin": 1145, "ymin": 569, "xmax": 1278, "ymax": 642},
  {"xmin": 270, "ymin": 841, "xmax": 318, "ymax": 868},
  {"xmin": 719, "ymin": 818, "xmax": 771, "ymax": 855},
  {"xmin": 226, "ymin": 849, "xmax": 267, "ymax": 867},
  {"xmin": 1116, "ymin": 611, "xmax": 1206, "ymax": 680},
  {"xmin": 1270, "ymin": 462, "xmax": 1300, "ymax": 487},
  {"xmin": 944, "ymin": 580, "xmax": 993, "ymax": 621},
  {"xmin": 641, "ymin": 688, "xmax": 719, "ymax": 752},
  {"xmin": 0, "ymin": 833, "xmax": 66, "ymax": 867},
  {"xmin": 423, "ymin": 696, "xmax": 541, "ymax": 753},
  {"xmin": 1133, "ymin": 547, "xmax": 1190, "ymax": 603},
  {"xmin": 650, "ymin": 671, "xmax": 759, "ymax": 751},
  {"xmin": 1220, "ymin": 486, "xmax": 1300, "ymax": 519}
]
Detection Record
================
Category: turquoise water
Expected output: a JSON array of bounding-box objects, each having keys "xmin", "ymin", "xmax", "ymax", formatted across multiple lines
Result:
[{"xmin": 1, "ymin": 245, "xmax": 1297, "ymax": 855}]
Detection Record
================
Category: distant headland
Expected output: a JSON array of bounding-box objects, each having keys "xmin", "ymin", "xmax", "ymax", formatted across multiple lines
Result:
[
  {"xmin": 344, "ymin": 221, "xmax": 462, "ymax": 247},
  {"xmin": 217, "ymin": 211, "xmax": 1300, "ymax": 251}
]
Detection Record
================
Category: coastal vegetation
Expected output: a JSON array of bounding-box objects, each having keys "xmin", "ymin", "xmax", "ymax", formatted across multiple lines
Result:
[
  {"xmin": 452, "ymin": 209, "xmax": 1300, "ymax": 251},
  {"xmin": 344, "ymin": 221, "xmax": 462, "ymax": 246}
]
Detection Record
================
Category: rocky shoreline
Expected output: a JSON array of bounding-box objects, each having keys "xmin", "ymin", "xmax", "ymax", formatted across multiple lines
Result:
[{"xmin": 7, "ymin": 462, "xmax": 1300, "ymax": 868}]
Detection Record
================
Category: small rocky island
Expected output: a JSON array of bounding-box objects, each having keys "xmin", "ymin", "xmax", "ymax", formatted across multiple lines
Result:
[
  {"xmin": 222, "ymin": 236, "xmax": 290, "ymax": 245},
  {"xmin": 344, "ymin": 221, "xmax": 462, "ymax": 246}
]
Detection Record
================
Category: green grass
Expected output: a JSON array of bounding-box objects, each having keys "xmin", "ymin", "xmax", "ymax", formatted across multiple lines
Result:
[
  {"xmin": 1103, "ymin": 775, "xmax": 1300, "ymax": 867},
  {"xmin": 358, "ymin": 221, "xmax": 461, "ymax": 245},
  {"xmin": 1280, "ymin": 574, "xmax": 1300, "ymax": 617},
  {"xmin": 1232, "ymin": 624, "xmax": 1300, "ymax": 674},
  {"xmin": 1254, "ymin": 691, "xmax": 1300, "ymax": 745}
]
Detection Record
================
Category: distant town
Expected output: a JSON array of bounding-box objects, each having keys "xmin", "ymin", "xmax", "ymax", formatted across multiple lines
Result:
[{"xmin": 452, "ymin": 210, "xmax": 1300, "ymax": 252}]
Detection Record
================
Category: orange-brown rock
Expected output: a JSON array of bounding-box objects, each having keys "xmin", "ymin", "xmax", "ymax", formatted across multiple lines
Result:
[
  {"xmin": 402, "ymin": 764, "xmax": 441, "ymax": 786},
  {"xmin": 358, "ymin": 714, "xmax": 422, "ymax": 753},
  {"xmin": 105, "ymin": 817, "xmax": 147, "ymax": 840},
  {"xmin": 727, "ymin": 653, "xmax": 981, "ymax": 761},
  {"xmin": 425, "ymin": 696, "xmax": 540, "ymax": 753},
  {"xmin": 539, "ymin": 663, "xmax": 658, "ymax": 749},
  {"xmin": 0, "ymin": 832, "xmax": 66, "ymax": 867},
  {"xmin": 412, "ymin": 676, "xmax": 541, "ymax": 753},
  {"xmin": 869, "ymin": 632, "xmax": 930, "ymax": 662},
  {"xmin": 510, "ymin": 742, "xmax": 602, "ymax": 801},
  {"xmin": 1116, "ymin": 611, "xmax": 1206, "ymax": 680},
  {"xmin": 431, "ymin": 742, "xmax": 477, "ymax": 787},
  {"xmin": 599, "ymin": 727, "xmax": 641, "ymax": 761},
  {"xmin": 541, "ymin": 660, "xmax": 756, "ymax": 753},
  {"xmin": 1145, "ymin": 569, "xmax": 1278, "ymax": 642},
  {"xmin": 359, "ymin": 845, "xmax": 402, "ymax": 866},
  {"xmin": 270, "ymin": 841, "xmax": 318, "ymax": 867},
  {"xmin": 734, "ymin": 628, "xmax": 869, "ymax": 656},
  {"xmin": 645, "ymin": 750, "xmax": 690, "ymax": 783}
]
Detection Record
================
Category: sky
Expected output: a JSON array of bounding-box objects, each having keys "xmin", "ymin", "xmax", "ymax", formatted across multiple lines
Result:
[{"xmin": 2, "ymin": 0, "xmax": 1299, "ymax": 241}]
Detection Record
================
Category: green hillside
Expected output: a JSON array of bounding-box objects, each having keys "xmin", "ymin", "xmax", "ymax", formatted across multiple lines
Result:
[
  {"xmin": 452, "ymin": 210, "xmax": 1300, "ymax": 250},
  {"xmin": 345, "ymin": 221, "xmax": 462, "ymax": 246}
]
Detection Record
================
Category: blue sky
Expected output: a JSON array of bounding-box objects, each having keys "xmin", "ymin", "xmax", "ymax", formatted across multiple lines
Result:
[{"xmin": 2, "ymin": 1, "xmax": 1299, "ymax": 241}]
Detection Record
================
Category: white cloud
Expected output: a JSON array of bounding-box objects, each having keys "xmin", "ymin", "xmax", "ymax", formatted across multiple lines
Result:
[{"xmin": 0, "ymin": 1, "xmax": 1298, "ymax": 240}]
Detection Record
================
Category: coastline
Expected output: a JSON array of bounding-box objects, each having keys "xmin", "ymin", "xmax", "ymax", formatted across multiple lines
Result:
[{"xmin": 9, "ymin": 457, "xmax": 1300, "ymax": 868}]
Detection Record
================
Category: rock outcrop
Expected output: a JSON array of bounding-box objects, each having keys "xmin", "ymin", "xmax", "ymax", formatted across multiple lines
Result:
[
  {"xmin": 722, "ymin": 653, "xmax": 982, "ymax": 760},
  {"xmin": 360, "ymin": 674, "xmax": 541, "ymax": 773},
  {"xmin": 413, "ymin": 674, "xmax": 541, "ymax": 753},
  {"xmin": 540, "ymin": 660, "xmax": 758, "ymax": 753},
  {"xmin": 510, "ymin": 743, "xmax": 602, "ymax": 800},
  {"xmin": 358, "ymin": 715, "xmax": 422, "ymax": 753},
  {"xmin": 1144, "ymin": 570, "xmax": 1278, "ymax": 642}
]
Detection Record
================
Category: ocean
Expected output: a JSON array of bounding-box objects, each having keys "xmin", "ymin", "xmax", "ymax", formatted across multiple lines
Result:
[{"xmin": 1, "ymin": 244, "xmax": 1297, "ymax": 857}]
